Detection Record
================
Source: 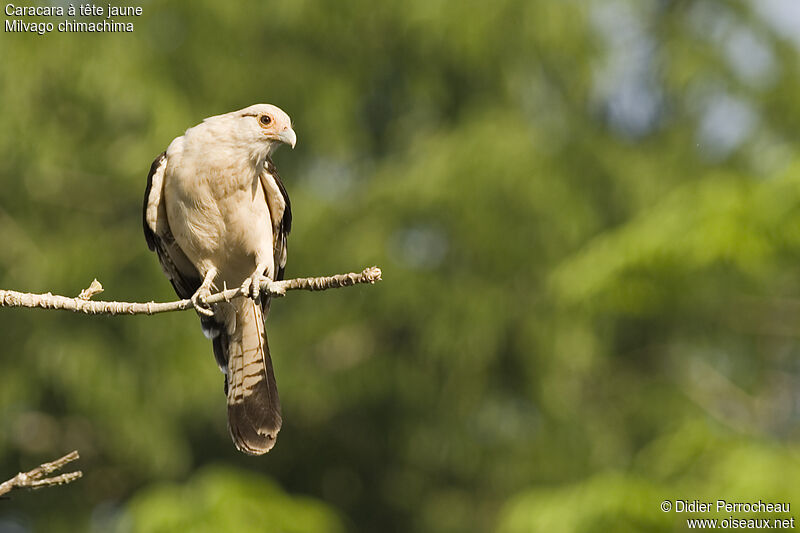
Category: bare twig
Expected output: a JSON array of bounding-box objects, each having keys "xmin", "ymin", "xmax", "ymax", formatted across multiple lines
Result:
[
  {"xmin": 0, "ymin": 267, "xmax": 382, "ymax": 316},
  {"xmin": 0, "ymin": 451, "xmax": 82, "ymax": 497}
]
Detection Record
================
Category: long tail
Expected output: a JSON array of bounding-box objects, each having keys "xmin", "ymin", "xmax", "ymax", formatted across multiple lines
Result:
[{"xmin": 219, "ymin": 297, "xmax": 282, "ymax": 455}]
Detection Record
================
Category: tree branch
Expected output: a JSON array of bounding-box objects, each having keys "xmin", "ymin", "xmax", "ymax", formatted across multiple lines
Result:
[
  {"xmin": 0, "ymin": 451, "xmax": 82, "ymax": 497},
  {"xmin": 0, "ymin": 267, "xmax": 382, "ymax": 316}
]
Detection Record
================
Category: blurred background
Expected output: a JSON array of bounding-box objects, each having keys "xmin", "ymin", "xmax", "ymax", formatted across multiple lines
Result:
[{"xmin": 1, "ymin": 0, "xmax": 800, "ymax": 531}]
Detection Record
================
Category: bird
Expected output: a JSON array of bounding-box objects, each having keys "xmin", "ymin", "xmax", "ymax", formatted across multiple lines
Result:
[{"xmin": 142, "ymin": 104, "xmax": 296, "ymax": 455}]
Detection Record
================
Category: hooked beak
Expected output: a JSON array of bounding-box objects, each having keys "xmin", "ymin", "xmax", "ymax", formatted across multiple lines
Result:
[{"xmin": 277, "ymin": 127, "xmax": 297, "ymax": 149}]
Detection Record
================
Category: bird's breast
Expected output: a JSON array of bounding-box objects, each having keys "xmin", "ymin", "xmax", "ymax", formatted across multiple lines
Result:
[{"xmin": 165, "ymin": 163, "xmax": 274, "ymax": 286}]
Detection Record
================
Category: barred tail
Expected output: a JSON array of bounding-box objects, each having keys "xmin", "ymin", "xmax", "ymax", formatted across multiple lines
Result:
[{"xmin": 224, "ymin": 297, "xmax": 282, "ymax": 455}]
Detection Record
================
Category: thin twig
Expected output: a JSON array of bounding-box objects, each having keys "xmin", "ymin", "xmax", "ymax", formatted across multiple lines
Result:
[
  {"xmin": 0, "ymin": 451, "xmax": 82, "ymax": 497},
  {"xmin": 0, "ymin": 267, "xmax": 382, "ymax": 316}
]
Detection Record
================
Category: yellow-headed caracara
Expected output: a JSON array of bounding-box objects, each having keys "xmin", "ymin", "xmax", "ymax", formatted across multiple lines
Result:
[{"xmin": 143, "ymin": 104, "xmax": 296, "ymax": 455}]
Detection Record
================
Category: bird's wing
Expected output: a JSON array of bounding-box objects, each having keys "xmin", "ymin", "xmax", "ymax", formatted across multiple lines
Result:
[
  {"xmin": 143, "ymin": 152, "xmax": 202, "ymax": 299},
  {"xmin": 260, "ymin": 156, "xmax": 292, "ymax": 281}
]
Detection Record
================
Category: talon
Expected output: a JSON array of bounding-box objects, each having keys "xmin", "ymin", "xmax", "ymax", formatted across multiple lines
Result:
[
  {"xmin": 240, "ymin": 277, "xmax": 252, "ymax": 297},
  {"xmin": 191, "ymin": 289, "xmax": 215, "ymax": 317},
  {"xmin": 190, "ymin": 267, "xmax": 218, "ymax": 317},
  {"xmin": 241, "ymin": 273, "xmax": 267, "ymax": 301},
  {"xmin": 239, "ymin": 263, "xmax": 271, "ymax": 302},
  {"xmin": 241, "ymin": 263, "xmax": 270, "ymax": 302},
  {"xmin": 251, "ymin": 275, "xmax": 262, "ymax": 300}
]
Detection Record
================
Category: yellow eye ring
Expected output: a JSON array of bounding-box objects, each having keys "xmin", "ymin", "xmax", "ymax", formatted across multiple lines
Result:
[{"xmin": 259, "ymin": 115, "xmax": 272, "ymax": 126}]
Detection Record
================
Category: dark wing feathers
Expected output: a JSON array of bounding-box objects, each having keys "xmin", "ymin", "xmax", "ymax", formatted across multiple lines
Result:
[
  {"xmin": 266, "ymin": 158, "xmax": 292, "ymax": 234},
  {"xmin": 143, "ymin": 152, "xmax": 166, "ymax": 253},
  {"xmin": 142, "ymin": 152, "xmax": 202, "ymax": 299},
  {"xmin": 264, "ymin": 157, "xmax": 292, "ymax": 281}
]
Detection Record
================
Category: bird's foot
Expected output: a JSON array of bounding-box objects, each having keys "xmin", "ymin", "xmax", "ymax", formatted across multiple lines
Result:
[
  {"xmin": 240, "ymin": 270, "xmax": 270, "ymax": 302},
  {"xmin": 190, "ymin": 267, "xmax": 218, "ymax": 318},
  {"xmin": 190, "ymin": 286, "xmax": 215, "ymax": 317}
]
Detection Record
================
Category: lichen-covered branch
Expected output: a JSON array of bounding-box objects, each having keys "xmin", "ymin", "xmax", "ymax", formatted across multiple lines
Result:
[
  {"xmin": 0, "ymin": 451, "xmax": 82, "ymax": 497},
  {"xmin": 0, "ymin": 267, "xmax": 382, "ymax": 316}
]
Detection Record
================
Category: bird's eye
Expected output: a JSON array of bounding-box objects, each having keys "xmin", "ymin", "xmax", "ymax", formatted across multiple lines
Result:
[{"xmin": 259, "ymin": 115, "xmax": 272, "ymax": 126}]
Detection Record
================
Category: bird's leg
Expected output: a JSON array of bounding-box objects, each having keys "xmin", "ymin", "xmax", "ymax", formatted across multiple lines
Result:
[
  {"xmin": 240, "ymin": 262, "xmax": 270, "ymax": 302},
  {"xmin": 191, "ymin": 267, "xmax": 218, "ymax": 317}
]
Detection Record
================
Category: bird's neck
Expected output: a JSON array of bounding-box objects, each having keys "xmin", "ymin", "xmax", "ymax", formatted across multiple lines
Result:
[
  {"xmin": 185, "ymin": 121, "xmax": 272, "ymax": 175},
  {"xmin": 185, "ymin": 139, "xmax": 265, "ymax": 181}
]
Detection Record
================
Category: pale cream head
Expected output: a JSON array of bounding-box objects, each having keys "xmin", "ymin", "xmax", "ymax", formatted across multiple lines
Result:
[{"xmin": 194, "ymin": 104, "xmax": 297, "ymax": 163}]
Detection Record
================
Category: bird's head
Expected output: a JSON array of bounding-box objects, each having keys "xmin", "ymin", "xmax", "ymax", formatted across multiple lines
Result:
[
  {"xmin": 203, "ymin": 103, "xmax": 297, "ymax": 163},
  {"xmin": 240, "ymin": 103, "xmax": 296, "ymax": 150}
]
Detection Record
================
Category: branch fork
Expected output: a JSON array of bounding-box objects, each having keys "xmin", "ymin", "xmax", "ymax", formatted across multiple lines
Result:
[{"xmin": 0, "ymin": 451, "xmax": 82, "ymax": 497}]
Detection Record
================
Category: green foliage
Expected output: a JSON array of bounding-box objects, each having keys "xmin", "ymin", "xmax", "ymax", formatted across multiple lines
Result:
[
  {"xmin": 499, "ymin": 420, "xmax": 800, "ymax": 533},
  {"xmin": 124, "ymin": 466, "xmax": 345, "ymax": 533},
  {"xmin": 1, "ymin": 0, "xmax": 799, "ymax": 532},
  {"xmin": 551, "ymin": 164, "xmax": 800, "ymax": 310}
]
